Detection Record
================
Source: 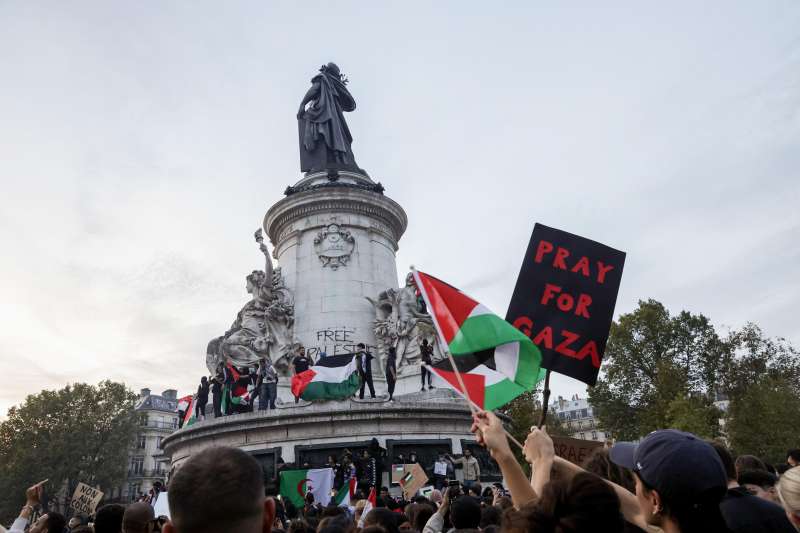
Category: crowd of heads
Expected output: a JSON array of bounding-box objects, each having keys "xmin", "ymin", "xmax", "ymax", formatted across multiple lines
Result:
[{"xmin": 7, "ymin": 430, "xmax": 800, "ymax": 533}]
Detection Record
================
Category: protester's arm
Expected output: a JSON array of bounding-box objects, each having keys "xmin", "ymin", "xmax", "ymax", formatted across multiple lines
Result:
[
  {"xmin": 423, "ymin": 487, "xmax": 451, "ymax": 533},
  {"xmin": 523, "ymin": 427, "xmax": 554, "ymax": 497},
  {"xmin": 9, "ymin": 480, "xmax": 46, "ymax": 533},
  {"xmin": 471, "ymin": 411, "xmax": 537, "ymax": 507}
]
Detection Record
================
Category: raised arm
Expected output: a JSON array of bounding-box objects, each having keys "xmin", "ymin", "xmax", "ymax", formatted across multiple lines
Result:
[{"xmin": 471, "ymin": 411, "xmax": 537, "ymax": 507}]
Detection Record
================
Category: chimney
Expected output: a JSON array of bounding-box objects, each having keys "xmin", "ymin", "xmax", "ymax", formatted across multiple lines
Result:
[
  {"xmin": 140, "ymin": 388, "xmax": 151, "ymax": 398},
  {"xmin": 162, "ymin": 389, "xmax": 177, "ymax": 400}
]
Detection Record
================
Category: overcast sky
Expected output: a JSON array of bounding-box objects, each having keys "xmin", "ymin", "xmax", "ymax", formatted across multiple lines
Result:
[{"xmin": 1, "ymin": 2, "xmax": 798, "ymax": 418}]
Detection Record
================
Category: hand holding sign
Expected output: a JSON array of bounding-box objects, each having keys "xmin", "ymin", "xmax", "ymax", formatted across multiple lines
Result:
[{"xmin": 25, "ymin": 479, "xmax": 47, "ymax": 506}]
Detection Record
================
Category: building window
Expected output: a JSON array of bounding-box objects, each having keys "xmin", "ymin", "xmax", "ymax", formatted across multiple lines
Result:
[
  {"xmin": 592, "ymin": 431, "xmax": 598, "ymax": 440},
  {"xmin": 580, "ymin": 432, "xmax": 586, "ymax": 440},
  {"xmin": 172, "ymin": 417, "xmax": 178, "ymax": 428},
  {"xmin": 131, "ymin": 457, "xmax": 144, "ymax": 474},
  {"xmin": 577, "ymin": 420, "xmax": 582, "ymax": 429},
  {"xmin": 156, "ymin": 436, "xmax": 163, "ymax": 449},
  {"xmin": 580, "ymin": 408, "xmax": 588, "ymax": 418},
  {"xmin": 558, "ymin": 412, "xmax": 566, "ymax": 420},
  {"xmin": 137, "ymin": 435, "xmax": 146, "ymax": 449}
]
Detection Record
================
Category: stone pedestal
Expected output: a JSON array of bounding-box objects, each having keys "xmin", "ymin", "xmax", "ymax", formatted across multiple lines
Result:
[{"xmin": 264, "ymin": 171, "xmax": 407, "ymax": 377}]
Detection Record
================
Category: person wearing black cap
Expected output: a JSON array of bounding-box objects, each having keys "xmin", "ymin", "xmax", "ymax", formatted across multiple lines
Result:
[{"xmin": 607, "ymin": 429, "xmax": 731, "ymax": 533}]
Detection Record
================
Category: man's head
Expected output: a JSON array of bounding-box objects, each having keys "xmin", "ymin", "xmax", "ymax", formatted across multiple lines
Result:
[
  {"xmin": 738, "ymin": 469, "xmax": 779, "ymax": 503},
  {"xmin": 379, "ymin": 487, "xmax": 390, "ymax": 498},
  {"xmin": 421, "ymin": 339, "xmax": 428, "ymax": 347},
  {"xmin": 708, "ymin": 441, "xmax": 737, "ymax": 482},
  {"xmin": 29, "ymin": 512, "xmax": 66, "ymax": 533},
  {"xmin": 357, "ymin": 343, "xmax": 365, "ymax": 351},
  {"xmin": 449, "ymin": 496, "xmax": 481, "ymax": 530},
  {"xmin": 95, "ymin": 504, "xmax": 126, "ymax": 533},
  {"xmin": 123, "ymin": 502, "xmax": 156, "ymax": 533},
  {"xmin": 788, "ymin": 449, "xmax": 800, "ymax": 467},
  {"xmin": 735, "ymin": 454, "xmax": 766, "ymax": 476},
  {"xmin": 163, "ymin": 446, "xmax": 274, "ymax": 533},
  {"xmin": 463, "ymin": 448, "xmax": 472, "ymax": 458}
]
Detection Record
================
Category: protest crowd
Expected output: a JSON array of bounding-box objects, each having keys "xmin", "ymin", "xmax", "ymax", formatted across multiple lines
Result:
[{"xmin": 5, "ymin": 420, "xmax": 800, "ymax": 533}]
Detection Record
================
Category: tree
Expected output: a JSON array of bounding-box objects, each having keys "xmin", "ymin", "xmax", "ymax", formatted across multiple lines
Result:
[
  {"xmin": 726, "ymin": 376, "xmax": 799, "ymax": 464},
  {"xmin": 0, "ymin": 381, "xmax": 137, "ymax": 523},
  {"xmin": 588, "ymin": 299, "xmax": 729, "ymax": 441}
]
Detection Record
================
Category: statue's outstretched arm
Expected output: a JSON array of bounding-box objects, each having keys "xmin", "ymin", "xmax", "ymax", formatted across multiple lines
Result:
[{"xmin": 255, "ymin": 229, "xmax": 273, "ymax": 283}]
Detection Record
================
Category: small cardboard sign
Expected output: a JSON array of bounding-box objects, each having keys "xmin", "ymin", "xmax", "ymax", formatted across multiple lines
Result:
[
  {"xmin": 398, "ymin": 463, "xmax": 428, "ymax": 499},
  {"xmin": 69, "ymin": 482, "xmax": 104, "ymax": 515},
  {"xmin": 506, "ymin": 223, "xmax": 626, "ymax": 385},
  {"xmin": 551, "ymin": 436, "xmax": 604, "ymax": 465},
  {"xmin": 153, "ymin": 491, "xmax": 171, "ymax": 519},
  {"xmin": 391, "ymin": 464, "xmax": 410, "ymax": 484}
]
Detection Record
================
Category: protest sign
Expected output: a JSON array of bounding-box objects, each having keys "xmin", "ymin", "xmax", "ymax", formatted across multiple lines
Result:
[
  {"xmin": 153, "ymin": 491, "xmax": 171, "ymax": 519},
  {"xmin": 70, "ymin": 482, "xmax": 104, "ymax": 515},
  {"xmin": 398, "ymin": 463, "xmax": 428, "ymax": 499},
  {"xmin": 506, "ymin": 223, "xmax": 625, "ymax": 385},
  {"xmin": 391, "ymin": 464, "xmax": 409, "ymax": 484},
  {"xmin": 551, "ymin": 436, "xmax": 604, "ymax": 465}
]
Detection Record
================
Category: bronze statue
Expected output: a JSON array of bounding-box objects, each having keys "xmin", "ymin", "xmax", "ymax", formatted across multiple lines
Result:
[{"xmin": 297, "ymin": 62, "xmax": 363, "ymax": 175}]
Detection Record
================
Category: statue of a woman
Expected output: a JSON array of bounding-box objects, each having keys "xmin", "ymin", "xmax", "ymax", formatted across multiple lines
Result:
[
  {"xmin": 212, "ymin": 231, "xmax": 295, "ymax": 374},
  {"xmin": 297, "ymin": 62, "xmax": 363, "ymax": 175}
]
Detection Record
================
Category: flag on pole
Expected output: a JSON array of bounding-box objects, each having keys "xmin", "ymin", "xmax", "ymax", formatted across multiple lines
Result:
[
  {"xmin": 291, "ymin": 354, "xmax": 360, "ymax": 401},
  {"xmin": 279, "ymin": 468, "xmax": 334, "ymax": 508},
  {"xmin": 176, "ymin": 395, "xmax": 192, "ymax": 413},
  {"xmin": 413, "ymin": 270, "xmax": 545, "ymax": 408},
  {"xmin": 333, "ymin": 477, "xmax": 357, "ymax": 507},
  {"xmin": 182, "ymin": 396, "xmax": 197, "ymax": 427},
  {"xmin": 358, "ymin": 487, "xmax": 377, "ymax": 526}
]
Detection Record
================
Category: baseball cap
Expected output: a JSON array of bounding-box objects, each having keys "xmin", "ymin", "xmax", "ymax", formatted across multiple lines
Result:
[{"xmin": 610, "ymin": 429, "xmax": 727, "ymax": 503}]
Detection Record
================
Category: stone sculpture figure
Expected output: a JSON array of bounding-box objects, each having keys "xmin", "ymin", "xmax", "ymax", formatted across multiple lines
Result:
[
  {"xmin": 368, "ymin": 272, "xmax": 443, "ymax": 375},
  {"xmin": 207, "ymin": 230, "xmax": 295, "ymax": 376},
  {"xmin": 297, "ymin": 62, "xmax": 362, "ymax": 175}
]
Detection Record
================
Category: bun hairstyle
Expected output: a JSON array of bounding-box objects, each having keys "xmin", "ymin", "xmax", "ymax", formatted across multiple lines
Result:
[{"xmin": 503, "ymin": 473, "xmax": 624, "ymax": 533}]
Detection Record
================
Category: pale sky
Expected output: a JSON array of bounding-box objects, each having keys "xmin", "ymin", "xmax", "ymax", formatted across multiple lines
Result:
[{"xmin": 1, "ymin": 2, "xmax": 799, "ymax": 417}]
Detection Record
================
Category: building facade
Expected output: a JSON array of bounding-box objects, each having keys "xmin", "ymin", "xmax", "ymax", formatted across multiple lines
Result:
[
  {"xmin": 551, "ymin": 394, "xmax": 610, "ymax": 442},
  {"xmin": 119, "ymin": 388, "xmax": 180, "ymax": 502}
]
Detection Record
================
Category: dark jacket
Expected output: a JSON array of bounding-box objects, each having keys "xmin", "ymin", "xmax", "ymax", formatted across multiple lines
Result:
[{"xmin": 355, "ymin": 351, "xmax": 374, "ymax": 376}]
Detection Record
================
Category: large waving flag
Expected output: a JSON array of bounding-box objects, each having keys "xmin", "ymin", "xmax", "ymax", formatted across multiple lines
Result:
[
  {"xmin": 279, "ymin": 468, "xmax": 334, "ymax": 508},
  {"xmin": 291, "ymin": 354, "xmax": 360, "ymax": 401},
  {"xmin": 413, "ymin": 270, "xmax": 544, "ymax": 408}
]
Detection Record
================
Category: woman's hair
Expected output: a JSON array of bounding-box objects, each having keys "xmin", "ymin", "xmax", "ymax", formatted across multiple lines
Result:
[
  {"xmin": 405, "ymin": 503, "xmax": 434, "ymax": 532},
  {"xmin": 582, "ymin": 448, "xmax": 636, "ymax": 493},
  {"xmin": 735, "ymin": 454, "xmax": 767, "ymax": 474},
  {"xmin": 502, "ymin": 472, "xmax": 624, "ymax": 533},
  {"xmin": 777, "ymin": 466, "xmax": 800, "ymax": 515},
  {"xmin": 638, "ymin": 474, "xmax": 729, "ymax": 533}
]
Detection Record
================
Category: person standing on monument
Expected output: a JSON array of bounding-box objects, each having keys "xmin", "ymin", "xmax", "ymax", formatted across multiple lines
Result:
[
  {"xmin": 195, "ymin": 376, "xmax": 209, "ymax": 421},
  {"xmin": 355, "ymin": 343, "xmax": 375, "ymax": 399},
  {"xmin": 210, "ymin": 371, "xmax": 223, "ymax": 418},
  {"xmin": 291, "ymin": 345, "xmax": 311, "ymax": 404},
  {"xmin": 385, "ymin": 346, "xmax": 397, "ymax": 401},
  {"xmin": 258, "ymin": 358, "xmax": 279, "ymax": 410},
  {"xmin": 420, "ymin": 339, "xmax": 434, "ymax": 391}
]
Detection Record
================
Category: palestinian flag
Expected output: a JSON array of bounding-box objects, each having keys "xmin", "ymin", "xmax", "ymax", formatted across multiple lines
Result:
[
  {"xmin": 182, "ymin": 396, "xmax": 197, "ymax": 427},
  {"xmin": 413, "ymin": 270, "xmax": 544, "ymax": 409},
  {"xmin": 221, "ymin": 363, "xmax": 252, "ymax": 413},
  {"xmin": 333, "ymin": 477, "xmax": 357, "ymax": 507},
  {"xmin": 279, "ymin": 468, "xmax": 334, "ymax": 508},
  {"xmin": 291, "ymin": 354, "xmax": 360, "ymax": 401},
  {"xmin": 358, "ymin": 487, "xmax": 377, "ymax": 527},
  {"xmin": 176, "ymin": 395, "xmax": 192, "ymax": 413}
]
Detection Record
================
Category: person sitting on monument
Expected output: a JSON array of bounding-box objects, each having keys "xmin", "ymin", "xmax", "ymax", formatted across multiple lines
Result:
[
  {"xmin": 385, "ymin": 346, "xmax": 397, "ymax": 401},
  {"xmin": 162, "ymin": 446, "xmax": 277, "ymax": 533},
  {"xmin": 355, "ymin": 343, "xmax": 375, "ymax": 399},
  {"xmin": 419, "ymin": 340, "xmax": 434, "ymax": 391},
  {"xmin": 291, "ymin": 345, "xmax": 311, "ymax": 404}
]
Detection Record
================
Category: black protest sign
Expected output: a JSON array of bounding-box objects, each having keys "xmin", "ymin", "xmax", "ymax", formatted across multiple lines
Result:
[{"xmin": 505, "ymin": 223, "xmax": 625, "ymax": 385}]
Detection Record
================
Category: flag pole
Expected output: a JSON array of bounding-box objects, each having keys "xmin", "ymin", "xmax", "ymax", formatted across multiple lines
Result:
[
  {"xmin": 410, "ymin": 267, "xmax": 479, "ymax": 416},
  {"xmin": 537, "ymin": 369, "xmax": 552, "ymax": 428}
]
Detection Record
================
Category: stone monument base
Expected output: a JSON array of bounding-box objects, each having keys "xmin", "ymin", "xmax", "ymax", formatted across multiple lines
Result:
[{"xmin": 163, "ymin": 388, "xmax": 497, "ymax": 495}]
